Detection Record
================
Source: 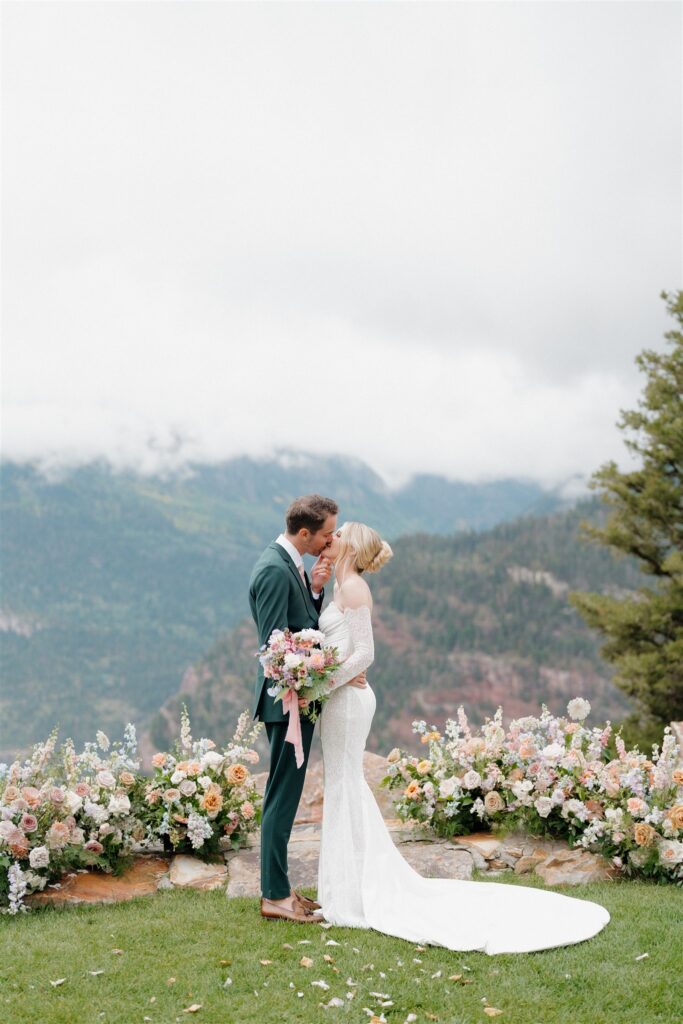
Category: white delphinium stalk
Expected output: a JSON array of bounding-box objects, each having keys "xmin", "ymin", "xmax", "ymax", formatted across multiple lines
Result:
[
  {"xmin": 180, "ymin": 704, "xmax": 193, "ymax": 755},
  {"xmin": 5, "ymin": 863, "xmax": 28, "ymax": 915}
]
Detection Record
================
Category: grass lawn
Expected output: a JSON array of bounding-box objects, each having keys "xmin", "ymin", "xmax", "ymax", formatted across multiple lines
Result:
[{"xmin": 1, "ymin": 872, "xmax": 681, "ymax": 1024}]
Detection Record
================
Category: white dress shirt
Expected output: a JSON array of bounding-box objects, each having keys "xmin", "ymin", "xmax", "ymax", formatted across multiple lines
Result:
[{"xmin": 276, "ymin": 534, "xmax": 322, "ymax": 601}]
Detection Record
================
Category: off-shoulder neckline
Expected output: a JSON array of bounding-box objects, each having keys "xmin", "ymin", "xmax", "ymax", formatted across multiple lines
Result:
[{"xmin": 329, "ymin": 601, "xmax": 372, "ymax": 616}]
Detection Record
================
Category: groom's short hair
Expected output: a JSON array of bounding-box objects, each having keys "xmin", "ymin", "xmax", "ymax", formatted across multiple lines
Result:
[{"xmin": 286, "ymin": 494, "xmax": 339, "ymax": 534}]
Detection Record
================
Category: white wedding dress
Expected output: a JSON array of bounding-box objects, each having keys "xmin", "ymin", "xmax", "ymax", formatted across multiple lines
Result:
[{"xmin": 317, "ymin": 601, "xmax": 611, "ymax": 955}]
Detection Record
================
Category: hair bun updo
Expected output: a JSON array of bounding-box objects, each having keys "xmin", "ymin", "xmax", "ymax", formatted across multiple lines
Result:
[{"xmin": 364, "ymin": 539, "xmax": 393, "ymax": 574}]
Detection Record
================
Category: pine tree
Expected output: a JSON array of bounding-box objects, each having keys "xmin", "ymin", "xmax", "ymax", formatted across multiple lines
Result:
[{"xmin": 569, "ymin": 290, "xmax": 683, "ymax": 731}]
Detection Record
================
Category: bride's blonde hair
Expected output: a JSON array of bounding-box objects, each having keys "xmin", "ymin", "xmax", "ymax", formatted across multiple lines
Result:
[{"xmin": 335, "ymin": 521, "xmax": 393, "ymax": 582}]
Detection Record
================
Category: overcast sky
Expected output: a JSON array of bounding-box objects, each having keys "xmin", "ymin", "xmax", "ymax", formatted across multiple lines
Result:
[{"xmin": 2, "ymin": 1, "xmax": 681, "ymax": 488}]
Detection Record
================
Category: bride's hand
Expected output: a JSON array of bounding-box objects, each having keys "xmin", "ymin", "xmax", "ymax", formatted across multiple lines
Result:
[{"xmin": 348, "ymin": 671, "xmax": 367, "ymax": 688}]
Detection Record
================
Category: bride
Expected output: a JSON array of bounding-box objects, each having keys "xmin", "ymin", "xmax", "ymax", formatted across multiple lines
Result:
[{"xmin": 313, "ymin": 521, "xmax": 610, "ymax": 955}]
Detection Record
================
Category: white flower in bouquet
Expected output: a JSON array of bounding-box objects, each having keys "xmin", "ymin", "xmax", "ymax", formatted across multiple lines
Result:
[
  {"xmin": 107, "ymin": 793, "xmax": 131, "ymax": 816},
  {"xmin": 96, "ymin": 770, "xmax": 116, "ymax": 790},
  {"xmin": 179, "ymin": 779, "xmax": 197, "ymax": 797},
  {"xmin": 186, "ymin": 809, "xmax": 213, "ymax": 850},
  {"xmin": 284, "ymin": 652, "xmax": 304, "ymax": 670},
  {"xmin": 28, "ymin": 845, "xmax": 50, "ymax": 869},
  {"xmin": 534, "ymin": 796, "xmax": 554, "ymax": 818},
  {"xmin": 567, "ymin": 698, "xmax": 591, "ymax": 722},
  {"xmin": 170, "ymin": 769, "xmax": 186, "ymax": 784},
  {"xmin": 98, "ymin": 823, "xmax": 115, "ymax": 837},
  {"xmin": 297, "ymin": 628, "xmax": 325, "ymax": 644},
  {"xmin": 69, "ymin": 827, "xmax": 86, "ymax": 845},
  {"xmin": 64, "ymin": 790, "xmax": 83, "ymax": 815},
  {"xmin": 658, "ymin": 840, "xmax": 683, "ymax": 865},
  {"xmin": 201, "ymin": 751, "xmax": 224, "ymax": 771},
  {"xmin": 84, "ymin": 799, "xmax": 107, "ymax": 823},
  {"xmin": 550, "ymin": 788, "xmax": 566, "ymax": 805},
  {"xmin": 198, "ymin": 775, "xmax": 213, "ymax": 789},
  {"xmin": 541, "ymin": 742, "xmax": 564, "ymax": 761},
  {"xmin": 438, "ymin": 777, "xmax": 459, "ymax": 799},
  {"xmin": 462, "ymin": 770, "xmax": 482, "ymax": 790}
]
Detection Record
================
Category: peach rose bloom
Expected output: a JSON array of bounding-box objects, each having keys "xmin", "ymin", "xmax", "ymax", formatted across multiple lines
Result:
[
  {"xmin": 200, "ymin": 790, "xmax": 224, "ymax": 816},
  {"xmin": 146, "ymin": 788, "xmax": 162, "ymax": 805},
  {"xmin": 508, "ymin": 768, "xmax": 525, "ymax": 783},
  {"xmin": 226, "ymin": 764, "xmax": 249, "ymax": 785},
  {"xmin": 627, "ymin": 797, "xmax": 647, "ymax": 817},
  {"xmin": 21, "ymin": 786, "xmax": 42, "ymax": 808},
  {"xmin": 241, "ymin": 801, "xmax": 255, "ymax": 819},
  {"xmin": 672, "ymin": 770, "xmax": 683, "ymax": 786},
  {"xmin": 565, "ymin": 722, "xmax": 580, "ymax": 734},
  {"xmin": 585, "ymin": 800, "xmax": 605, "ymax": 819},
  {"xmin": 416, "ymin": 760, "xmax": 432, "ymax": 776},
  {"xmin": 152, "ymin": 753, "xmax": 166, "ymax": 768},
  {"xmin": 162, "ymin": 788, "xmax": 181, "ymax": 803},
  {"xmin": 46, "ymin": 821, "xmax": 71, "ymax": 849},
  {"xmin": 2, "ymin": 786, "xmax": 20, "ymax": 803},
  {"xmin": 186, "ymin": 761, "xmax": 202, "ymax": 776},
  {"xmin": 404, "ymin": 781, "xmax": 421, "ymax": 800},
  {"xmin": 633, "ymin": 823, "xmax": 657, "ymax": 847},
  {"xmin": 50, "ymin": 787, "xmax": 66, "ymax": 805},
  {"xmin": 667, "ymin": 804, "xmax": 683, "ymax": 831},
  {"xmin": 119, "ymin": 771, "xmax": 135, "ymax": 787},
  {"xmin": 484, "ymin": 791, "xmax": 505, "ymax": 813},
  {"xmin": 176, "ymin": 761, "xmax": 190, "ymax": 772},
  {"xmin": 245, "ymin": 750, "xmax": 260, "ymax": 765}
]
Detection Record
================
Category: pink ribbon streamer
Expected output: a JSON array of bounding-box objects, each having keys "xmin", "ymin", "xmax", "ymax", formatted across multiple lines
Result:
[{"xmin": 282, "ymin": 688, "xmax": 304, "ymax": 768}]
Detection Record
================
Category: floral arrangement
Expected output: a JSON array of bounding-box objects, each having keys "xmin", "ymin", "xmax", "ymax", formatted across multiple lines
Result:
[
  {"xmin": 382, "ymin": 699, "xmax": 683, "ymax": 883},
  {"xmin": 138, "ymin": 706, "xmax": 263, "ymax": 859},
  {"xmin": 260, "ymin": 627, "xmax": 341, "ymax": 724},
  {"xmin": 0, "ymin": 724, "xmax": 145, "ymax": 914}
]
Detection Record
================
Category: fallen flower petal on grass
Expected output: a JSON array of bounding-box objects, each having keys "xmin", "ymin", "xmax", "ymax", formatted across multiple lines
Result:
[
  {"xmin": 323, "ymin": 954, "xmax": 335, "ymax": 963},
  {"xmin": 111, "ymin": 949, "xmax": 124, "ymax": 955},
  {"xmin": 88, "ymin": 970, "xmax": 104, "ymax": 976},
  {"xmin": 183, "ymin": 1005, "xmax": 202, "ymax": 1013},
  {"xmin": 323, "ymin": 997, "xmax": 345, "ymax": 1008},
  {"xmin": 167, "ymin": 978, "xmax": 176, "ymax": 985},
  {"xmin": 218, "ymin": 959, "xmax": 232, "ymax": 966},
  {"xmin": 260, "ymin": 959, "xmax": 273, "ymax": 965},
  {"xmin": 300, "ymin": 956, "xmax": 314, "ymax": 968},
  {"xmin": 483, "ymin": 1009, "xmax": 503, "ymax": 1017},
  {"xmin": 49, "ymin": 979, "xmax": 66, "ymax": 987},
  {"xmin": 635, "ymin": 953, "xmax": 649, "ymax": 961},
  {"xmin": 326, "ymin": 939, "xmax": 341, "ymax": 946},
  {"xmin": 312, "ymin": 980, "xmax": 330, "ymax": 990},
  {"xmin": 282, "ymin": 943, "xmax": 294, "ymax": 950},
  {"xmin": 223, "ymin": 978, "xmax": 233, "ymax": 989}
]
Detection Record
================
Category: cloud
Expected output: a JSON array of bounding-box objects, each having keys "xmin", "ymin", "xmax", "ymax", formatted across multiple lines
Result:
[{"xmin": 1, "ymin": 1, "xmax": 680, "ymax": 485}]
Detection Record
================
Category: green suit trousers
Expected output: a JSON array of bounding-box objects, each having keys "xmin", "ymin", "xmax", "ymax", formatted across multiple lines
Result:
[{"xmin": 261, "ymin": 715, "xmax": 317, "ymax": 899}]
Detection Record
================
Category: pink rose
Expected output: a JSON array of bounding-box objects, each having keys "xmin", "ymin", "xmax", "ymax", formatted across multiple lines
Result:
[
  {"xmin": 20, "ymin": 813, "xmax": 38, "ymax": 833},
  {"xmin": 50, "ymin": 787, "xmax": 66, "ymax": 805},
  {"xmin": 21, "ymin": 786, "xmax": 42, "ymax": 808},
  {"xmin": 84, "ymin": 839, "xmax": 104, "ymax": 854},
  {"xmin": 74, "ymin": 782, "xmax": 91, "ymax": 798},
  {"xmin": 241, "ymin": 801, "xmax": 255, "ymax": 819}
]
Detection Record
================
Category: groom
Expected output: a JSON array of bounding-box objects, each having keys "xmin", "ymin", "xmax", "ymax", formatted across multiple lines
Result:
[{"xmin": 249, "ymin": 494, "xmax": 343, "ymax": 922}]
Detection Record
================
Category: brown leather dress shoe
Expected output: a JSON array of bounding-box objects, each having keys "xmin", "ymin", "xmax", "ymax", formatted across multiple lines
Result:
[
  {"xmin": 291, "ymin": 889, "xmax": 322, "ymax": 912},
  {"xmin": 260, "ymin": 897, "xmax": 318, "ymax": 923}
]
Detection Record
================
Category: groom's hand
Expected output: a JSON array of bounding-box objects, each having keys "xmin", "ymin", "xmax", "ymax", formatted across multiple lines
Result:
[
  {"xmin": 311, "ymin": 555, "xmax": 333, "ymax": 592},
  {"xmin": 348, "ymin": 671, "xmax": 367, "ymax": 688}
]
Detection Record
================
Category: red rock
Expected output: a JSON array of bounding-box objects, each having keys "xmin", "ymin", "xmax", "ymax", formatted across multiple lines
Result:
[{"xmin": 25, "ymin": 856, "xmax": 170, "ymax": 907}]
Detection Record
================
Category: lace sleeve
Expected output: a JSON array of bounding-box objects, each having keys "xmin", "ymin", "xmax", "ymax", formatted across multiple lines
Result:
[{"xmin": 328, "ymin": 605, "xmax": 374, "ymax": 691}]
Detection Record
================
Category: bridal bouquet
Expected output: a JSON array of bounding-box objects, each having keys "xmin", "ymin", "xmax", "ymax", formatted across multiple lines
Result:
[{"xmin": 258, "ymin": 628, "xmax": 341, "ymax": 766}]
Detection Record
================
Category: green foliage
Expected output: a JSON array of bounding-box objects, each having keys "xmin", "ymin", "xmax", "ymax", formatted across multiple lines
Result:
[{"xmin": 570, "ymin": 290, "xmax": 683, "ymax": 728}]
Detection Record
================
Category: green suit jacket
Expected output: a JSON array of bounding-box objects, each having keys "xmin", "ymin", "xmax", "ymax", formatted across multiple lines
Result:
[{"xmin": 248, "ymin": 541, "xmax": 324, "ymax": 723}]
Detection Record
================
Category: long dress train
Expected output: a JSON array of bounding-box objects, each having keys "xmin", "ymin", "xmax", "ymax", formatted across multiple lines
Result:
[{"xmin": 317, "ymin": 602, "xmax": 610, "ymax": 955}]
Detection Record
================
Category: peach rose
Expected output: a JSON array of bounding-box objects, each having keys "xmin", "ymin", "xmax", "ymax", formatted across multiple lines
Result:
[
  {"xmin": 226, "ymin": 764, "xmax": 249, "ymax": 785},
  {"xmin": 146, "ymin": 788, "xmax": 162, "ymax": 805},
  {"xmin": 200, "ymin": 790, "xmax": 224, "ymax": 817},
  {"xmin": 3, "ymin": 786, "xmax": 21, "ymax": 804},
  {"xmin": 508, "ymin": 768, "xmax": 525, "ymax": 783},
  {"xmin": 484, "ymin": 791, "xmax": 505, "ymax": 814},
  {"xmin": 404, "ymin": 781, "xmax": 421, "ymax": 800},
  {"xmin": 50, "ymin": 787, "xmax": 66, "ymax": 805},
  {"xmin": 519, "ymin": 740, "xmax": 536, "ymax": 759},
  {"xmin": 241, "ymin": 801, "xmax": 255, "ymax": 819},
  {"xmin": 672, "ymin": 770, "xmax": 683, "ymax": 786},
  {"xmin": 74, "ymin": 782, "xmax": 91, "ymax": 798},
  {"xmin": 387, "ymin": 748, "xmax": 401, "ymax": 764},
  {"xmin": 633, "ymin": 823, "xmax": 657, "ymax": 847},
  {"xmin": 176, "ymin": 761, "xmax": 190, "ymax": 772},
  {"xmin": 152, "ymin": 753, "xmax": 166, "ymax": 768},
  {"xmin": 186, "ymin": 761, "xmax": 202, "ymax": 776},
  {"xmin": 21, "ymin": 786, "xmax": 42, "ymax": 808},
  {"xmin": 667, "ymin": 804, "xmax": 683, "ymax": 831},
  {"xmin": 416, "ymin": 759, "xmax": 432, "ymax": 776},
  {"xmin": 585, "ymin": 799, "xmax": 605, "ymax": 820},
  {"xmin": 627, "ymin": 797, "xmax": 648, "ymax": 818},
  {"xmin": 119, "ymin": 771, "xmax": 135, "ymax": 787},
  {"xmin": 162, "ymin": 788, "xmax": 181, "ymax": 803},
  {"xmin": 46, "ymin": 821, "xmax": 71, "ymax": 849}
]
